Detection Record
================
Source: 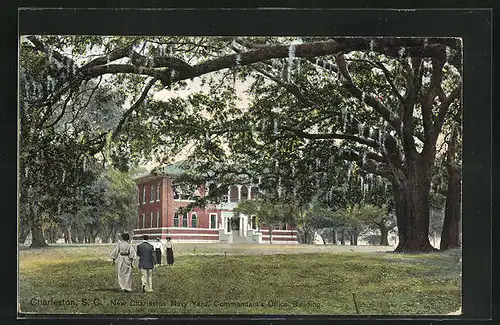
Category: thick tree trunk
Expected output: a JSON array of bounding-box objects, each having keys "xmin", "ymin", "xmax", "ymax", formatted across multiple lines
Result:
[
  {"xmin": 30, "ymin": 222, "xmax": 48, "ymax": 248},
  {"xmin": 29, "ymin": 203, "xmax": 48, "ymax": 248},
  {"xmin": 340, "ymin": 231, "xmax": 345, "ymax": 245},
  {"xmin": 440, "ymin": 126, "xmax": 462, "ymax": 250},
  {"xmin": 18, "ymin": 220, "xmax": 30, "ymax": 244},
  {"xmin": 349, "ymin": 230, "xmax": 358, "ymax": 245},
  {"xmin": 331, "ymin": 228, "xmax": 336, "ymax": 244},
  {"xmin": 393, "ymin": 160, "xmax": 437, "ymax": 253},
  {"xmin": 47, "ymin": 224, "xmax": 57, "ymax": 243},
  {"xmin": 440, "ymin": 167, "xmax": 461, "ymax": 250}
]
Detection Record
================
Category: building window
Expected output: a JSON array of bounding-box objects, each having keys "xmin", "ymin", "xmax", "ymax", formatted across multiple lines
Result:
[
  {"xmin": 221, "ymin": 195, "xmax": 229, "ymax": 203},
  {"xmin": 150, "ymin": 184, "xmax": 156, "ymax": 202},
  {"xmin": 173, "ymin": 212, "xmax": 180, "ymax": 227},
  {"xmin": 150, "ymin": 212, "xmax": 154, "ymax": 228},
  {"xmin": 251, "ymin": 216, "xmax": 257, "ymax": 230},
  {"xmin": 229, "ymin": 185, "xmax": 239, "ymax": 203},
  {"xmin": 156, "ymin": 211, "xmax": 160, "ymax": 228},
  {"xmin": 191, "ymin": 213, "xmax": 198, "ymax": 228},
  {"xmin": 142, "ymin": 186, "xmax": 146, "ymax": 204},
  {"xmin": 137, "ymin": 188, "xmax": 140, "ymax": 204},
  {"xmin": 156, "ymin": 183, "xmax": 161, "ymax": 201},
  {"xmin": 251, "ymin": 187, "xmax": 259, "ymax": 200},
  {"xmin": 182, "ymin": 214, "xmax": 188, "ymax": 228},
  {"xmin": 240, "ymin": 185, "xmax": 249, "ymax": 201},
  {"xmin": 209, "ymin": 213, "xmax": 217, "ymax": 229},
  {"xmin": 142, "ymin": 213, "xmax": 145, "ymax": 229}
]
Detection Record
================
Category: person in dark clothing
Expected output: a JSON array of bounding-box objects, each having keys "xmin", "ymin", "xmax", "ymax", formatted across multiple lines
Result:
[
  {"xmin": 153, "ymin": 238, "xmax": 163, "ymax": 266},
  {"xmin": 165, "ymin": 236, "xmax": 174, "ymax": 266},
  {"xmin": 136, "ymin": 235, "xmax": 156, "ymax": 292}
]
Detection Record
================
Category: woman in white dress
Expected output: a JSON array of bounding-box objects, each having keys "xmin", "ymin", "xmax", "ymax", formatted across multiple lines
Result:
[{"xmin": 110, "ymin": 233, "xmax": 137, "ymax": 292}]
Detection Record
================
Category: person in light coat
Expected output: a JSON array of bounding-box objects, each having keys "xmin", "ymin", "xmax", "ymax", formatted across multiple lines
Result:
[{"xmin": 110, "ymin": 233, "xmax": 137, "ymax": 293}]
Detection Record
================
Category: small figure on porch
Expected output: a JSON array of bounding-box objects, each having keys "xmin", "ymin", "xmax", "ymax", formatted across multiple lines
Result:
[
  {"xmin": 165, "ymin": 236, "xmax": 174, "ymax": 266},
  {"xmin": 110, "ymin": 233, "xmax": 137, "ymax": 293},
  {"xmin": 153, "ymin": 238, "xmax": 163, "ymax": 266}
]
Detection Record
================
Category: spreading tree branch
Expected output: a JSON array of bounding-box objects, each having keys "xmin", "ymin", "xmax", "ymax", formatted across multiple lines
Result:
[
  {"xmin": 433, "ymin": 84, "xmax": 462, "ymax": 137},
  {"xmin": 421, "ymin": 58, "xmax": 445, "ymax": 141},
  {"xmin": 282, "ymin": 125, "xmax": 379, "ymax": 149},
  {"xmin": 112, "ymin": 77, "xmax": 159, "ymax": 139},
  {"xmin": 335, "ymin": 54, "xmax": 403, "ymax": 133}
]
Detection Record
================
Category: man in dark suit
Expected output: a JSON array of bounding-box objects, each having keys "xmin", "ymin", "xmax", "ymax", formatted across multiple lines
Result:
[{"xmin": 136, "ymin": 235, "xmax": 156, "ymax": 293}]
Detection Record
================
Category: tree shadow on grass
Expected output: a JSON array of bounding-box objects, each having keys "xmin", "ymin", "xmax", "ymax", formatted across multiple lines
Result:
[{"xmin": 93, "ymin": 287, "xmax": 124, "ymax": 293}]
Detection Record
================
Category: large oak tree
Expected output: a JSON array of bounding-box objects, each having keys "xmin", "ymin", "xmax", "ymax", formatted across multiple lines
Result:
[{"xmin": 21, "ymin": 36, "xmax": 461, "ymax": 252}]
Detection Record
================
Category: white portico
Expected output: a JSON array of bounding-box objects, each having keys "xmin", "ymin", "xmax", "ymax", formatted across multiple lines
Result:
[{"xmin": 220, "ymin": 211, "xmax": 249, "ymax": 237}]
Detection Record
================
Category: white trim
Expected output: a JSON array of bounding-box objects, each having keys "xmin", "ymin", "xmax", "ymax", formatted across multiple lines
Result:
[
  {"xmin": 173, "ymin": 199, "xmax": 196, "ymax": 203},
  {"xmin": 164, "ymin": 239, "xmax": 219, "ymax": 243},
  {"xmin": 260, "ymin": 230, "xmax": 297, "ymax": 233},
  {"xmin": 134, "ymin": 227, "xmax": 218, "ymax": 231},
  {"xmin": 262, "ymin": 240, "xmax": 299, "ymax": 244},
  {"xmin": 141, "ymin": 213, "xmax": 145, "ymax": 229},
  {"xmin": 221, "ymin": 211, "xmax": 234, "ymax": 235},
  {"xmin": 133, "ymin": 233, "xmax": 219, "ymax": 237},
  {"xmin": 261, "ymin": 234, "xmax": 298, "ymax": 238}
]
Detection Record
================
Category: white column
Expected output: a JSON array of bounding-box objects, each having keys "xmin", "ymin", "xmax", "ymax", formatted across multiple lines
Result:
[{"xmin": 237, "ymin": 185, "xmax": 242, "ymax": 202}]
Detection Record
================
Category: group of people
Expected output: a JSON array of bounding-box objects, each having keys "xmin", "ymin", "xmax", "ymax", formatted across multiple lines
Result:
[{"xmin": 110, "ymin": 234, "xmax": 174, "ymax": 293}]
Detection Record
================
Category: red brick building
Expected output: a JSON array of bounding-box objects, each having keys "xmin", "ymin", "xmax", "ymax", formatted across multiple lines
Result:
[{"xmin": 132, "ymin": 163, "xmax": 298, "ymax": 244}]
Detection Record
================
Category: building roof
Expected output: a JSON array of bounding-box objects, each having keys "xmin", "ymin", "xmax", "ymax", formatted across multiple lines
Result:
[
  {"xmin": 152, "ymin": 160, "xmax": 188, "ymax": 177},
  {"xmin": 135, "ymin": 160, "xmax": 253, "ymax": 183}
]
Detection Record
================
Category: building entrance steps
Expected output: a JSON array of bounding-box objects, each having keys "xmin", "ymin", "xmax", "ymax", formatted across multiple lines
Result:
[{"xmin": 231, "ymin": 233, "xmax": 248, "ymax": 244}]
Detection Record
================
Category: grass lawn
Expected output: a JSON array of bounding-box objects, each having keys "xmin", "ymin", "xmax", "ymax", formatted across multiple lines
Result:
[{"xmin": 18, "ymin": 244, "xmax": 461, "ymax": 316}]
